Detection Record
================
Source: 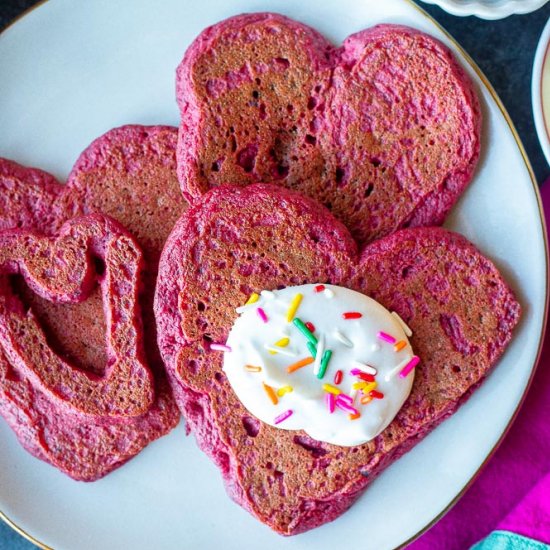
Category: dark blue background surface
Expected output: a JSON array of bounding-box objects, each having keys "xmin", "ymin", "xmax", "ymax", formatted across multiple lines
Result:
[{"xmin": 1, "ymin": 1, "xmax": 549, "ymax": 549}]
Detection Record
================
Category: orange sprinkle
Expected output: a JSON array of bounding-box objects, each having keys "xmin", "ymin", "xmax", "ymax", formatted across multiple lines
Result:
[
  {"xmin": 348, "ymin": 413, "xmax": 361, "ymax": 420},
  {"xmin": 360, "ymin": 395, "xmax": 373, "ymax": 405},
  {"xmin": 245, "ymin": 365, "xmax": 262, "ymax": 372},
  {"xmin": 263, "ymin": 383, "xmax": 278, "ymax": 405},
  {"xmin": 394, "ymin": 340, "xmax": 407, "ymax": 352},
  {"xmin": 286, "ymin": 356, "xmax": 315, "ymax": 373}
]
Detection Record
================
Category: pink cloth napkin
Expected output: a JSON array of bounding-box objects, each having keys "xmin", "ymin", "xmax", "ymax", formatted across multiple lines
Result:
[{"xmin": 409, "ymin": 181, "xmax": 550, "ymax": 549}]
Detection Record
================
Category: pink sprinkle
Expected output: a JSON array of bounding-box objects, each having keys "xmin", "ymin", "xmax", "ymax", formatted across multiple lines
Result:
[
  {"xmin": 335, "ymin": 400, "xmax": 359, "ymax": 415},
  {"xmin": 326, "ymin": 393, "xmax": 335, "ymax": 414},
  {"xmin": 274, "ymin": 409, "xmax": 293, "ymax": 424},
  {"xmin": 210, "ymin": 343, "xmax": 232, "ymax": 352},
  {"xmin": 257, "ymin": 307, "xmax": 268, "ymax": 323},
  {"xmin": 399, "ymin": 355, "xmax": 420, "ymax": 378},
  {"xmin": 336, "ymin": 393, "xmax": 353, "ymax": 405},
  {"xmin": 377, "ymin": 331, "xmax": 396, "ymax": 344}
]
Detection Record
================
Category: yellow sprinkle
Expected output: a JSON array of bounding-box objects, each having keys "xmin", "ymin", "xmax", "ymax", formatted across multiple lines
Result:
[
  {"xmin": 268, "ymin": 350, "xmax": 277, "ymax": 355},
  {"xmin": 286, "ymin": 293, "xmax": 303, "ymax": 322},
  {"xmin": 322, "ymin": 384, "xmax": 342, "ymax": 395},
  {"xmin": 245, "ymin": 292, "xmax": 260, "ymax": 305},
  {"xmin": 362, "ymin": 382, "xmax": 378, "ymax": 394},
  {"xmin": 244, "ymin": 365, "xmax": 262, "ymax": 372},
  {"xmin": 277, "ymin": 385, "xmax": 294, "ymax": 397},
  {"xmin": 274, "ymin": 337, "xmax": 290, "ymax": 348},
  {"xmin": 394, "ymin": 340, "xmax": 407, "ymax": 352},
  {"xmin": 348, "ymin": 413, "xmax": 361, "ymax": 420},
  {"xmin": 352, "ymin": 381, "xmax": 367, "ymax": 391},
  {"xmin": 263, "ymin": 383, "xmax": 278, "ymax": 405}
]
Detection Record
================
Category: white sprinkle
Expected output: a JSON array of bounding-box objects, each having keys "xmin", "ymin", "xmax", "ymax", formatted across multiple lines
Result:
[
  {"xmin": 263, "ymin": 345, "xmax": 297, "ymax": 357},
  {"xmin": 371, "ymin": 343, "xmax": 381, "ymax": 352},
  {"xmin": 210, "ymin": 343, "xmax": 232, "ymax": 352},
  {"xmin": 392, "ymin": 311, "xmax": 413, "ymax": 337},
  {"xmin": 352, "ymin": 361, "xmax": 377, "ymax": 375},
  {"xmin": 385, "ymin": 356, "xmax": 412, "ymax": 381},
  {"xmin": 324, "ymin": 288, "xmax": 335, "ymax": 299},
  {"xmin": 313, "ymin": 333, "xmax": 326, "ymax": 375},
  {"xmin": 334, "ymin": 330, "xmax": 353, "ymax": 348},
  {"xmin": 261, "ymin": 290, "xmax": 276, "ymax": 301}
]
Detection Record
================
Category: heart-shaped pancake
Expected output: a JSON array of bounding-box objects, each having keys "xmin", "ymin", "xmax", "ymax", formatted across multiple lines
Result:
[
  {"xmin": 155, "ymin": 184, "xmax": 519, "ymax": 534},
  {"xmin": 176, "ymin": 14, "xmax": 481, "ymax": 244},
  {"xmin": 0, "ymin": 125, "xmax": 188, "ymax": 480}
]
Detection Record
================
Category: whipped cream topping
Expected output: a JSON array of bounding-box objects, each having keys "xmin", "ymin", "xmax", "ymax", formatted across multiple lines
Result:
[{"xmin": 223, "ymin": 284, "xmax": 417, "ymax": 446}]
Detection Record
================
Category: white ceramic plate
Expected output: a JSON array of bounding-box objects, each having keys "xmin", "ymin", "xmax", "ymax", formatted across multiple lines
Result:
[
  {"xmin": 533, "ymin": 16, "xmax": 550, "ymax": 167},
  {"xmin": 0, "ymin": 1, "xmax": 546, "ymax": 549},
  {"xmin": 419, "ymin": 0, "xmax": 549, "ymax": 19}
]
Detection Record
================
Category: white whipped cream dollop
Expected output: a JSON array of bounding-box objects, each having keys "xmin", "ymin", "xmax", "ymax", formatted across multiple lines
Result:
[{"xmin": 223, "ymin": 284, "xmax": 417, "ymax": 446}]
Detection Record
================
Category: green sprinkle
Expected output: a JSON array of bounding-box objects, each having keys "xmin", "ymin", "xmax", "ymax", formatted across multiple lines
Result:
[
  {"xmin": 317, "ymin": 349, "xmax": 333, "ymax": 380},
  {"xmin": 293, "ymin": 318, "xmax": 318, "ymax": 346},
  {"xmin": 307, "ymin": 341, "xmax": 317, "ymax": 358}
]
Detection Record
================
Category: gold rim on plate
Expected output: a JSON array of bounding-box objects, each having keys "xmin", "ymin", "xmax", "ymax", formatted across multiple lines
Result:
[{"xmin": 0, "ymin": 2, "xmax": 548, "ymax": 549}]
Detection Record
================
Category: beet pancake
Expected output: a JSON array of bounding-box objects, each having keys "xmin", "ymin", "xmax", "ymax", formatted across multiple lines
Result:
[
  {"xmin": 176, "ymin": 14, "xmax": 481, "ymax": 244},
  {"xmin": 155, "ymin": 184, "xmax": 519, "ymax": 535},
  {"xmin": 0, "ymin": 125, "xmax": 187, "ymax": 480}
]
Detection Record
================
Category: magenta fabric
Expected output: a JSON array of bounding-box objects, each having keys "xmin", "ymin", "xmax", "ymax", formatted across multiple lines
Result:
[
  {"xmin": 498, "ymin": 472, "xmax": 550, "ymax": 545},
  {"xmin": 409, "ymin": 180, "xmax": 550, "ymax": 549}
]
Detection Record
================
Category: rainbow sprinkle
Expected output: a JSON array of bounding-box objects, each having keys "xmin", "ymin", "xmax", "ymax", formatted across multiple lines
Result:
[
  {"xmin": 317, "ymin": 349, "xmax": 333, "ymax": 380},
  {"xmin": 391, "ymin": 311, "xmax": 413, "ymax": 337},
  {"xmin": 245, "ymin": 365, "xmax": 262, "ymax": 372},
  {"xmin": 274, "ymin": 409, "xmax": 293, "ymax": 424},
  {"xmin": 369, "ymin": 390, "xmax": 384, "ymax": 399},
  {"xmin": 277, "ymin": 385, "xmax": 293, "ymax": 397},
  {"xmin": 307, "ymin": 341, "xmax": 317, "ymax": 358},
  {"xmin": 326, "ymin": 392, "xmax": 336, "ymax": 413},
  {"xmin": 305, "ymin": 321, "xmax": 316, "ymax": 333},
  {"xmin": 334, "ymin": 370, "xmax": 343, "ymax": 385},
  {"xmin": 293, "ymin": 318, "xmax": 318, "ymax": 345},
  {"xmin": 322, "ymin": 383, "xmax": 342, "ymax": 395},
  {"xmin": 210, "ymin": 343, "xmax": 232, "ymax": 352},
  {"xmin": 286, "ymin": 293, "xmax": 303, "ymax": 322},
  {"xmin": 314, "ymin": 284, "xmax": 326, "ymax": 293},
  {"xmin": 394, "ymin": 340, "xmax": 407, "ymax": 352},
  {"xmin": 274, "ymin": 337, "xmax": 290, "ymax": 347},
  {"xmin": 257, "ymin": 307, "xmax": 268, "ymax": 323},
  {"xmin": 263, "ymin": 345, "xmax": 297, "ymax": 357},
  {"xmin": 351, "ymin": 362, "xmax": 377, "ymax": 375},
  {"xmin": 360, "ymin": 395, "xmax": 373, "ymax": 405},
  {"xmin": 287, "ymin": 356, "xmax": 315, "ymax": 373},
  {"xmin": 336, "ymin": 393, "xmax": 353, "ymax": 405},
  {"xmin": 377, "ymin": 331, "xmax": 396, "ymax": 344},
  {"xmin": 399, "ymin": 355, "xmax": 420, "ymax": 378},
  {"xmin": 313, "ymin": 334, "xmax": 325, "ymax": 375},
  {"xmin": 342, "ymin": 311, "xmax": 362, "ymax": 320},
  {"xmin": 348, "ymin": 413, "xmax": 361, "ymax": 420},
  {"xmin": 263, "ymin": 383, "xmax": 278, "ymax": 405},
  {"xmin": 355, "ymin": 372, "xmax": 375, "ymax": 383},
  {"xmin": 245, "ymin": 292, "xmax": 260, "ymax": 305},
  {"xmin": 335, "ymin": 398, "xmax": 359, "ymax": 415}
]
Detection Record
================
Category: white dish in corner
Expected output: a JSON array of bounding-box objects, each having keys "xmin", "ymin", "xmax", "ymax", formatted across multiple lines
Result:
[
  {"xmin": 533, "ymin": 15, "xmax": 550, "ymax": 167},
  {"xmin": 420, "ymin": 0, "xmax": 549, "ymax": 19},
  {"xmin": 0, "ymin": 1, "xmax": 547, "ymax": 550}
]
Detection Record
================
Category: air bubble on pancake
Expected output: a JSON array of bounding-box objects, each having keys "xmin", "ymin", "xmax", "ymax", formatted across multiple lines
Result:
[
  {"xmin": 242, "ymin": 415, "xmax": 260, "ymax": 437},
  {"xmin": 293, "ymin": 434, "xmax": 328, "ymax": 458},
  {"xmin": 237, "ymin": 143, "xmax": 258, "ymax": 173}
]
